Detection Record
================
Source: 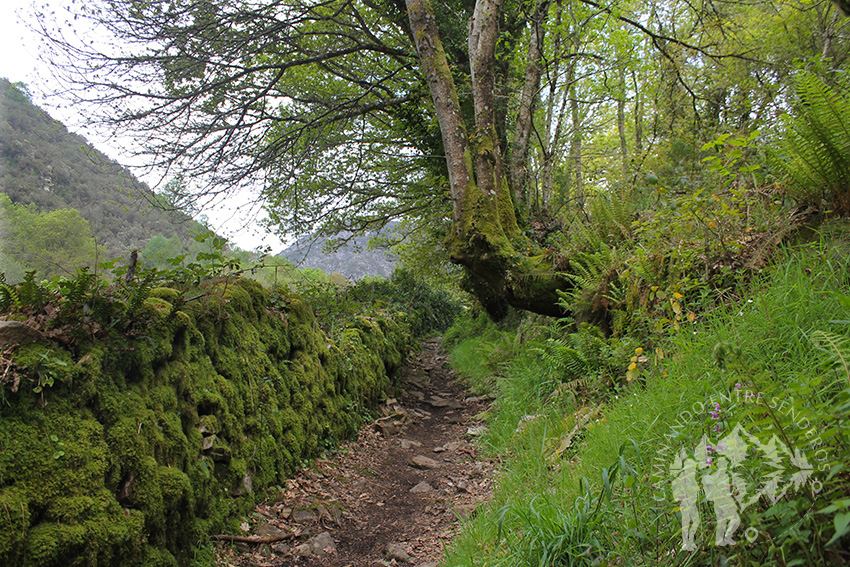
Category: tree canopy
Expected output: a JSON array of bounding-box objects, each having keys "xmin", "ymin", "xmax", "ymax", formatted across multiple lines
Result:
[
  {"xmin": 33, "ymin": 0, "xmax": 850, "ymax": 316},
  {"xmin": 0, "ymin": 194, "xmax": 98, "ymax": 281}
]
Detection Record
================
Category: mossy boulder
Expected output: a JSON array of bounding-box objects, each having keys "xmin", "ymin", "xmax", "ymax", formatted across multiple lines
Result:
[{"xmin": 0, "ymin": 278, "xmax": 412, "ymax": 566}]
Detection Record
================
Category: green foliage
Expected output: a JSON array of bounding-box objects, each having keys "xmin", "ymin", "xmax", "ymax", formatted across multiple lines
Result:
[
  {"xmin": 16, "ymin": 271, "xmax": 47, "ymax": 312},
  {"xmin": 550, "ymin": 132, "xmax": 786, "ymax": 340},
  {"xmin": 0, "ymin": 277, "xmax": 413, "ymax": 567},
  {"xmin": 0, "ymin": 79, "xmax": 197, "ymax": 261},
  {"xmin": 773, "ymin": 72, "xmax": 850, "ymax": 214},
  {"xmin": 0, "ymin": 281, "xmax": 19, "ymax": 312},
  {"xmin": 445, "ymin": 307, "xmax": 520, "ymax": 396},
  {"xmin": 443, "ymin": 304, "xmax": 501, "ymax": 351},
  {"xmin": 349, "ymin": 268, "xmax": 462, "ymax": 337},
  {"xmin": 0, "ymin": 194, "xmax": 100, "ymax": 282},
  {"xmin": 535, "ymin": 323, "xmax": 637, "ymax": 393},
  {"xmin": 810, "ymin": 330, "xmax": 850, "ymax": 386},
  {"xmin": 29, "ymin": 349, "xmax": 70, "ymax": 396},
  {"xmin": 284, "ymin": 267, "xmax": 461, "ymax": 338},
  {"xmin": 498, "ymin": 485, "xmax": 613, "ymax": 567},
  {"xmin": 445, "ymin": 227, "xmax": 850, "ymax": 567}
]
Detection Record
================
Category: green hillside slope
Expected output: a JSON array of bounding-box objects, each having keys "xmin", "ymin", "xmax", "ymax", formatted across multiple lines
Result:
[{"xmin": 0, "ymin": 79, "xmax": 196, "ymax": 259}]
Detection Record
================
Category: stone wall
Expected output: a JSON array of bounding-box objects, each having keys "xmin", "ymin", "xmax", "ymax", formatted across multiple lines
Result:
[{"xmin": 0, "ymin": 279, "xmax": 412, "ymax": 566}]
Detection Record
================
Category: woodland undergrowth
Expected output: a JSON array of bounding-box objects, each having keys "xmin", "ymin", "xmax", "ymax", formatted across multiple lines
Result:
[{"xmin": 443, "ymin": 74, "xmax": 850, "ymax": 567}]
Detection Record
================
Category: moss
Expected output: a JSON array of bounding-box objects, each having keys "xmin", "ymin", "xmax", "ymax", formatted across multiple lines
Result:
[
  {"xmin": 0, "ymin": 487, "xmax": 30, "ymax": 562},
  {"xmin": 2, "ymin": 278, "xmax": 413, "ymax": 566},
  {"xmin": 141, "ymin": 297, "xmax": 174, "ymax": 322},
  {"xmin": 149, "ymin": 287, "xmax": 182, "ymax": 305}
]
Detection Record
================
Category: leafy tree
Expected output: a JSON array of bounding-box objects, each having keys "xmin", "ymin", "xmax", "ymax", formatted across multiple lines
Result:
[
  {"xmin": 0, "ymin": 194, "xmax": 100, "ymax": 281},
  {"xmin": 141, "ymin": 233, "xmax": 185, "ymax": 267},
  {"xmin": 32, "ymin": 0, "xmax": 846, "ymax": 317}
]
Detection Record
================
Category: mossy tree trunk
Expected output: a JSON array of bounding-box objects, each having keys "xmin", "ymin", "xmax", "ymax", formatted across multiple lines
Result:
[{"xmin": 406, "ymin": 0, "xmax": 566, "ymax": 318}]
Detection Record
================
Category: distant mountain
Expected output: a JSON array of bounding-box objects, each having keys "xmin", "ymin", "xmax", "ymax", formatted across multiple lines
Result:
[
  {"xmin": 0, "ymin": 78, "xmax": 197, "ymax": 258},
  {"xmin": 279, "ymin": 229, "xmax": 397, "ymax": 281}
]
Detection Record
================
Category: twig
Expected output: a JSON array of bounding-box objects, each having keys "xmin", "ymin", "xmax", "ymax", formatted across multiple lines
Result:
[{"xmin": 210, "ymin": 533, "xmax": 296, "ymax": 544}]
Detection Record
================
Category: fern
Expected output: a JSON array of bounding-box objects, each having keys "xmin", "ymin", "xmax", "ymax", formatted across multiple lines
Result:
[
  {"xmin": 559, "ymin": 246, "xmax": 625, "ymax": 317},
  {"xmin": 775, "ymin": 73, "xmax": 850, "ymax": 213},
  {"xmin": 588, "ymin": 190, "xmax": 634, "ymax": 244},
  {"xmin": 0, "ymin": 283, "xmax": 19, "ymax": 313},
  {"xmin": 17, "ymin": 271, "xmax": 47, "ymax": 311},
  {"xmin": 540, "ymin": 339, "xmax": 590, "ymax": 377},
  {"xmin": 810, "ymin": 330, "xmax": 850, "ymax": 387},
  {"xmin": 123, "ymin": 276, "xmax": 155, "ymax": 317},
  {"xmin": 536, "ymin": 325, "xmax": 610, "ymax": 383},
  {"xmin": 56, "ymin": 268, "xmax": 98, "ymax": 307}
]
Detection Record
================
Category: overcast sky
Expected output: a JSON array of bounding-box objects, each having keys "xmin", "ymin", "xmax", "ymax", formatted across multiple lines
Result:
[
  {"xmin": 0, "ymin": 1, "xmax": 285, "ymax": 253},
  {"xmin": 0, "ymin": 0, "xmax": 40, "ymax": 86}
]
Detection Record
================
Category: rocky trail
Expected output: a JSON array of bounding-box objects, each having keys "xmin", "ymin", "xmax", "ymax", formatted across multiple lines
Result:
[{"xmin": 216, "ymin": 337, "xmax": 495, "ymax": 567}]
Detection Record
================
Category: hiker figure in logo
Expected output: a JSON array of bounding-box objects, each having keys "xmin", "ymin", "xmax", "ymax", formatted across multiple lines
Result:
[
  {"xmin": 669, "ymin": 422, "xmax": 818, "ymax": 551},
  {"xmin": 670, "ymin": 448, "xmax": 701, "ymax": 551},
  {"xmin": 702, "ymin": 455, "xmax": 741, "ymax": 546}
]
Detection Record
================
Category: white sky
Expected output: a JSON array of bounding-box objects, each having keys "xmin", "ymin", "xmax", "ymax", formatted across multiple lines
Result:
[{"xmin": 0, "ymin": 0, "xmax": 286, "ymax": 253}]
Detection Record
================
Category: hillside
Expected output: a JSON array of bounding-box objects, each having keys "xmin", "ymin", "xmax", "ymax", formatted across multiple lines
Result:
[
  {"xmin": 0, "ymin": 79, "xmax": 197, "ymax": 258},
  {"xmin": 279, "ymin": 229, "xmax": 397, "ymax": 280}
]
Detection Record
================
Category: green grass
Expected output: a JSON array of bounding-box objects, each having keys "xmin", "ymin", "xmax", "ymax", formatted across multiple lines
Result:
[{"xmin": 445, "ymin": 227, "xmax": 850, "ymax": 566}]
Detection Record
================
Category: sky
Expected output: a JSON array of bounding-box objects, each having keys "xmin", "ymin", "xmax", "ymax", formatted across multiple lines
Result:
[{"xmin": 0, "ymin": 0, "xmax": 286, "ymax": 253}]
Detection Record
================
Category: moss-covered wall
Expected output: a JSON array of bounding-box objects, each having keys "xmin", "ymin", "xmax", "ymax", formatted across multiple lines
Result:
[{"xmin": 0, "ymin": 279, "xmax": 411, "ymax": 566}]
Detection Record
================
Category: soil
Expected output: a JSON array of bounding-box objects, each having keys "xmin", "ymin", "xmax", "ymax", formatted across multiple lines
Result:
[{"xmin": 216, "ymin": 337, "xmax": 496, "ymax": 567}]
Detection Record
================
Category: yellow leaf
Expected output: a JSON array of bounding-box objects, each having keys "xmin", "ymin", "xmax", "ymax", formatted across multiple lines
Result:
[
  {"xmin": 630, "ymin": 356, "xmax": 637, "ymax": 362},
  {"xmin": 671, "ymin": 300, "xmax": 682, "ymax": 315},
  {"xmin": 628, "ymin": 362, "xmax": 637, "ymax": 371},
  {"xmin": 656, "ymin": 347, "xmax": 665, "ymax": 359},
  {"xmin": 673, "ymin": 292, "xmax": 683, "ymax": 299},
  {"xmin": 635, "ymin": 347, "xmax": 644, "ymax": 356},
  {"xmin": 687, "ymin": 312, "xmax": 696, "ymax": 323}
]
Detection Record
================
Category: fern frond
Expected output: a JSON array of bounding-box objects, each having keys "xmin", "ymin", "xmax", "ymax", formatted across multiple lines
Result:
[
  {"xmin": 0, "ymin": 283, "xmax": 19, "ymax": 313},
  {"xmin": 810, "ymin": 330, "xmax": 850, "ymax": 386},
  {"xmin": 588, "ymin": 191, "xmax": 634, "ymax": 243},
  {"xmin": 776, "ymin": 73, "xmax": 850, "ymax": 212}
]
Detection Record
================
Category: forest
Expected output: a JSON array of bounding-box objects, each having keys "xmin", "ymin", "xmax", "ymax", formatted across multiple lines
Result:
[{"xmin": 0, "ymin": 0, "xmax": 849, "ymax": 563}]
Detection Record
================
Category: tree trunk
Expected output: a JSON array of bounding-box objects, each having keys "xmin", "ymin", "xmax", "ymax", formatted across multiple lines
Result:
[
  {"xmin": 510, "ymin": 0, "xmax": 550, "ymax": 205},
  {"xmin": 569, "ymin": 82, "xmax": 584, "ymax": 209},
  {"xmin": 541, "ymin": 64, "xmax": 571, "ymax": 211},
  {"xmin": 402, "ymin": 0, "xmax": 472, "ymax": 234},
  {"xmin": 617, "ymin": 61, "xmax": 628, "ymax": 173},
  {"xmin": 540, "ymin": 1, "xmax": 565, "ymax": 212},
  {"xmin": 406, "ymin": 0, "xmax": 566, "ymax": 318},
  {"xmin": 632, "ymin": 70, "xmax": 643, "ymax": 155}
]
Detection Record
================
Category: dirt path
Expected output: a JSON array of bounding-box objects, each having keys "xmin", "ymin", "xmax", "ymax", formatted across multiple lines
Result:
[{"xmin": 217, "ymin": 337, "xmax": 495, "ymax": 567}]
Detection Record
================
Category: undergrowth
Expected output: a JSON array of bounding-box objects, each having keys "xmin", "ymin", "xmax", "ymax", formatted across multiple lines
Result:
[{"xmin": 445, "ymin": 223, "xmax": 850, "ymax": 566}]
